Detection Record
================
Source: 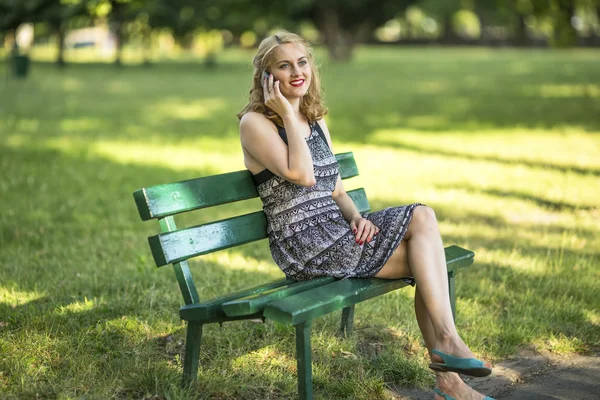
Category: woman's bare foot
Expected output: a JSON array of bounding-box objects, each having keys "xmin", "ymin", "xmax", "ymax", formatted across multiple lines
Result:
[{"xmin": 434, "ymin": 372, "xmax": 487, "ymax": 400}]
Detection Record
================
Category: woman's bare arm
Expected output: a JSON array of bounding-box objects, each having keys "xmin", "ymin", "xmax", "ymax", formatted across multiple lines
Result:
[
  {"xmin": 240, "ymin": 113, "xmax": 316, "ymax": 187},
  {"xmin": 239, "ymin": 76, "xmax": 315, "ymax": 187}
]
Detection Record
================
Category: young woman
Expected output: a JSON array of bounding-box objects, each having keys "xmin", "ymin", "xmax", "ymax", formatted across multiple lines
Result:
[{"xmin": 237, "ymin": 31, "xmax": 494, "ymax": 400}]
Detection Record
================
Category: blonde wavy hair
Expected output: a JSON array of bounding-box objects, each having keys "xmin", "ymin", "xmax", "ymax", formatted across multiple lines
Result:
[{"xmin": 237, "ymin": 30, "xmax": 327, "ymax": 126}]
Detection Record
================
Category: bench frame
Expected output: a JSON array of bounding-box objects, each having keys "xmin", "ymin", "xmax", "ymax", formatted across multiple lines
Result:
[{"xmin": 133, "ymin": 152, "xmax": 474, "ymax": 399}]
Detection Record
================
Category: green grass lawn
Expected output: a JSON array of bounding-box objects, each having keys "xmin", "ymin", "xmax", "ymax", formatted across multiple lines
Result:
[{"xmin": 0, "ymin": 46, "xmax": 599, "ymax": 399}]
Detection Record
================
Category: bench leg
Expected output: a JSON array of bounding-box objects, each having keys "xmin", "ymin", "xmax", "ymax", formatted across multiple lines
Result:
[
  {"xmin": 448, "ymin": 271, "xmax": 456, "ymax": 322},
  {"xmin": 340, "ymin": 305, "xmax": 355, "ymax": 337},
  {"xmin": 182, "ymin": 322, "xmax": 203, "ymax": 387},
  {"xmin": 295, "ymin": 321, "xmax": 313, "ymax": 400}
]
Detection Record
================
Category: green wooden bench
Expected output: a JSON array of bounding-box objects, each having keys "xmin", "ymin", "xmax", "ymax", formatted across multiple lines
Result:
[{"xmin": 133, "ymin": 152, "xmax": 475, "ymax": 400}]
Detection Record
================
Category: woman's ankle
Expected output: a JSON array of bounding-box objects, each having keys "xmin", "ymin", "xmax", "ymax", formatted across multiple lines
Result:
[
  {"xmin": 433, "ymin": 323, "xmax": 463, "ymax": 345},
  {"xmin": 432, "ymin": 335, "xmax": 474, "ymax": 360},
  {"xmin": 435, "ymin": 372, "xmax": 461, "ymax": 392}
]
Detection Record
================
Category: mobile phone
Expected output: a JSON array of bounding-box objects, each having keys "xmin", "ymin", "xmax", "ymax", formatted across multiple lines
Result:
[{"xmin": 263, "ymin": 70, "xmax": 270, "ymax": 81}]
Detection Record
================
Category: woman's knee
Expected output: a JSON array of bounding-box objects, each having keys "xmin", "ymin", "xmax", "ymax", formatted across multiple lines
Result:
[{"xmin": 410, "ymin": 205, "xmax": 438, "ymax": 233}]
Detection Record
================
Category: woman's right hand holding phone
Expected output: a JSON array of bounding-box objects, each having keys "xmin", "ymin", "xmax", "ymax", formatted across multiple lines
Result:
[{"xmin": 263, "ymin": 73, "xmax": 294, "ymax": 119}]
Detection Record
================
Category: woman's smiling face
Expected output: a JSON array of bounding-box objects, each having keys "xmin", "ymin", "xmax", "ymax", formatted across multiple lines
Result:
[{"xmin": 268, "ymin": 43, "xmax": 312, "ymax": 99}]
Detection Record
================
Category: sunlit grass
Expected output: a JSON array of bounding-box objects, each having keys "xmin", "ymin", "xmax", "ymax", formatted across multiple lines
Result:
[
  {"xmin": 0, "ymin": 287, "xmax": 46, "ymax": 305},
  {"xmin": 533, "ymin": 83, "xmax": 600, "ymax": 98},
  {"xmin": 370, "ymin": 127, "xmax": 600, "ymax": 169},
  {"xmin": 0, "ymin": 46, "xmax": 599, "ymax": 399},
  {"xmin": 147, "ymin": 97, "xmax": 228, "ymax": 121}
]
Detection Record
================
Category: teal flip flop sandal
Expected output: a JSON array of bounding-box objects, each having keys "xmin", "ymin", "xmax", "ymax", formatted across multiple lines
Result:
[
  {"xmin": 429, "ymin": 349, "xmax": 492, "ymax": 377},
  {"xmin": 434, "ymin": 387, "xmax": 495, "ymax": 400}
]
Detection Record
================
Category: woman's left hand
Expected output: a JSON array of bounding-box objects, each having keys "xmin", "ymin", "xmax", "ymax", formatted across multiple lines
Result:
[{"xmin": 350, "ymin": 216, "xmax": 379, "ymax": 245}]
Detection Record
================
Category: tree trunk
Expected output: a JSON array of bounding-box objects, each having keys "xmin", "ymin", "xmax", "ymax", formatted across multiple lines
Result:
[
  {"xmin": 474, "ymin": 6, "xmax": 489, "ymax": 45},
  {"xmin": 316, "ymin": 6, "xmax": 355, "ymax": 62},
  {"xmin": 142, "ymin": 27, "xmax": 152, "ymax": 67},
  {"xmin": 5, "ymin": 29, "xmax": 16, "ymax": 56},
  {"xmin": 110, "ymin": 0, "xmax": 126, "ymax": 67},
  {"xmin": 595, "ymin": 5, "xmax": 600, "ymax": 46},
  {"xmin": 439, "ymin": 12, "xmax": 458, "ymax": 45},
  {"xmin": 551, "ymin": 1, "xmax": 578, "ymax": 47},
  {"xmin": 513, "ymin": 14, "xmax": 528, "ymax": 47},
  {"xmin": 56, "ymin": 22, "xmax": 66, "ymax": 67},
  {"xmin": 113, "ymin": 21, "xmax": 124, "ymax": 67}
]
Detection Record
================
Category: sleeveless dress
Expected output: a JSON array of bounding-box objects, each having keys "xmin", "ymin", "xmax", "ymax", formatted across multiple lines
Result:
[{"xmin": 252, "ymin": 121, "xmax": 419, "ymax": 282}]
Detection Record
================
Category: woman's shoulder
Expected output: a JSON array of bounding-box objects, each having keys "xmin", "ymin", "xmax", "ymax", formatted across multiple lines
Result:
[
  {"xmin": 314, "ymin": 117, "xmax": 330, "ymax": 133},
  {"xmin": 240, "ymin": 112, "xmax": 277, "ymax": 137},
  {"xmin": 240, "ymin": 111, "xmax": 269, "ymax": 124}
]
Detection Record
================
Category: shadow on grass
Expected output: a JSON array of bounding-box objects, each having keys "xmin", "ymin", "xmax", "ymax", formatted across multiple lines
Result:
[
  {"xmin": 371, "ymin": 198, "xmax": 597, "ymax": 240},
  {"xmin": 457, "ymin": 259, "xmax": 600, "ymax": 347},
  {"xmin": 434, "ymin": 183, "xmax": 597, "ymax": 212}
]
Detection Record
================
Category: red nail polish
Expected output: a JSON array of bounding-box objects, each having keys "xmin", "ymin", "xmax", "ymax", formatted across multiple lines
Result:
[{"xmin": 360, "ymin": 241, "xmax": 363, "ymax": 245}]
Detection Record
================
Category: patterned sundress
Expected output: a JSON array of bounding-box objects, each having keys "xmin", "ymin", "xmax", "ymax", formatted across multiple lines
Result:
[{"xmin": 252, "ymin": 121, "xmax": 420, "ymax": 282}]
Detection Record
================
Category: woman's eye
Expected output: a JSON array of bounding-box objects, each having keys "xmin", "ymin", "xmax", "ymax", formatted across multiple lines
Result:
[{"xmin": 299, "ymin": 60, "xmax": 307, "ymax": 66}]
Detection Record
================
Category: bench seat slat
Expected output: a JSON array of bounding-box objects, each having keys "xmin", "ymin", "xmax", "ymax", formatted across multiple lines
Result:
[
  {"xmin": 222, "ymin": 277, "xmax": 336, "ymax": 317},
  {"xmin": 263, "ymin": 246, "xmax": 474, "ymax": 325},
  {"xmin": 148, "ymin": 188, "xmax": 370, "ymax": 267},
  {"xmin": 134, "ymin": 152, "xmax": 359, "ymax": 221},
  {"xmin": 444, "ymin": 245, "xmax": 476, "ymax": 269},
  {"xmin": 179, "ymin": 277, "xmax": 291, "ymax": 321},
  {"xmin": 264, "ymin": 278, "xmax": 410, "ymax": 325}
]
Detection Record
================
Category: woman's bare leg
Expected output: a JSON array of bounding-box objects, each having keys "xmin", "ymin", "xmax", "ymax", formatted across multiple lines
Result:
[
  {"xmin": 376, "ymin": 206, "xmax": 474, "ymax": 358},
  {"xmin": 417, "ymin": 288, "xmax": 485, "ymax": 400},
  {"xmin": 415, "ymin": 287, "xmax": 435, "ymax": 351},
  {"xmin": 376, "ymin": 206, "xmax": 488, "ymax": 399}
]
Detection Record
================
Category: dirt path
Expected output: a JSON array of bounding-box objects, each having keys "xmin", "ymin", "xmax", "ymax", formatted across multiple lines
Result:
[{"xmin": 386, "ymin": 350, "xmax": 600, "ymax": 400}]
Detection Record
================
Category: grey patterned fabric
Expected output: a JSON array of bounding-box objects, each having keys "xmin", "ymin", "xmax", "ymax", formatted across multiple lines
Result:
[{"xmin": 252, "ymin": 121, "xmax": 419, "ymax": 282}]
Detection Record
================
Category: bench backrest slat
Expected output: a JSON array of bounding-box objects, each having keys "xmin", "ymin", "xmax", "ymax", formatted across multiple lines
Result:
[
  {"xmin": 134, "ymin": 152, "xmax": 360, "ymax": 221},
  {"xmin": 148, "ymin": 188, "xmax": 370, "ymax": 267},
  {"xmin": 134, "ymin": 171, "xmax": 257, "ymax": 221}
]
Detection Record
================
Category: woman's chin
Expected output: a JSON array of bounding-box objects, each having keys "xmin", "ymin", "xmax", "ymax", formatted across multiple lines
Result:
[
  {"xmin": 296, "ymin": 88, "xmax": 310, "ymax": 97},
  {"xmin": 284, "ymin": 90, "xmax": 308, "ymax": 100}
]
